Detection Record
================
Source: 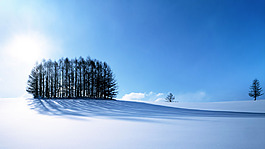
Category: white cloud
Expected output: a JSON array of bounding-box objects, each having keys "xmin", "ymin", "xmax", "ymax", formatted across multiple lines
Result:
[
  {"xmin": 119, "ymin": 91, "xmax": 209, "ymax": 102},
  {"xmin": 119, "ymin": 92, "xmax": 166, "ymax": 102},
  {"xmin": 119, "ymin": 92, "xmax": 145, "ymax": 101},
  {"xmin": 146, "ymin": 91, "xmax": 154, "ymax": 96},
  {"xmin": 175, "ymin": 91, "xmax": 208, "ymax": 102},
  {"xmin": 156, "ymin": 93, "xmax": 164, "ymax": 97}
]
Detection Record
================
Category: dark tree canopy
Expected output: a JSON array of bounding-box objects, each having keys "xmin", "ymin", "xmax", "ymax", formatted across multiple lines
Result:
[
  {"xmin": 249, "ymin": 79, "xmax": 263, "ymax": 101},
  {"xmin": 165, "ymin": 93, "xmax": 175, "ymax": 102},
  {"xmin": 26, "ymin": 56, "xmax": 118, "ymax": 99}
]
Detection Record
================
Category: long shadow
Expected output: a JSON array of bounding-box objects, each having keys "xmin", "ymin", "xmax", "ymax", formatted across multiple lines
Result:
[{"xmin": 27, "ymin": 98, "xmax": 265, "ymax": 121}]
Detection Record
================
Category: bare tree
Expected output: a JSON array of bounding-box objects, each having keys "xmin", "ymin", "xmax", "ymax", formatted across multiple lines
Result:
[{"xmin": 165, "ymin": 93, "xmax": 175, "ymax": 102}]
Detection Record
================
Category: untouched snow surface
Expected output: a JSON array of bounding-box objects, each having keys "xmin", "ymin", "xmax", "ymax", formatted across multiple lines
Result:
[
  {"xmin": 0, "ymin": 98, "xmax": 264, "ymax": 149},
  {"xmin": 153, "ymin": 100, "xmax": 265, "ymax": 113}
]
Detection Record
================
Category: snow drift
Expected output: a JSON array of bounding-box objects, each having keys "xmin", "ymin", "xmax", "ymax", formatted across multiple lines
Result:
[
  {"xmin": 28, "ymin": 98, "xmax": 265, "ymax": 120},
  {"xmin": 0, "ymin": 98, "xmax": 264, "ymax": 149}
]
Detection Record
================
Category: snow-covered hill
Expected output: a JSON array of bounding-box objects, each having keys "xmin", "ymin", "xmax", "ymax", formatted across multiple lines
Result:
[
  {"xmin": 153, "ymin": 99, "xmax": 265, "ymax": 113},
  {"xmin": 0, "ymin": 98, "xmax": 264, "ymax": 149}
]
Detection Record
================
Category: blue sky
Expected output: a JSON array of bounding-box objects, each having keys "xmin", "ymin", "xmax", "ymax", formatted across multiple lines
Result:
[{"xmin": 0, "ymin": 0, "xmax": 264, "ymax": 102}]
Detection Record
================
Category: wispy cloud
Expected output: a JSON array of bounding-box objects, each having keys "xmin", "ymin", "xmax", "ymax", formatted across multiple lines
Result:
[
  {"xmin": 175, "ymin": 91, "xmax": 209, "ymax": 102},
  {"xmin": 119, "ymin": 92, "xmax": 164, "ymax": 102},
  {"xmin": 156, "ymin": 93, "xmax": 164, "ymax": 97},
  {"xmin": 119, "ymin": 92, "xmax": 145, "ymax": 101},
  {"xmin": 120, "ymin": 91, "xmax": 209, "ymax": 102}
]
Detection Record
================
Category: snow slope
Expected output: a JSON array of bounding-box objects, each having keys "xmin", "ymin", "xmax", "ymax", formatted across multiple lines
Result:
[
  {"xmin": 0, "ymin": 98, "xmax": 264, "ymax": 149},
  {"xmin": 153, "ymin": 99, "xmax": 265, "ymax": 113}
]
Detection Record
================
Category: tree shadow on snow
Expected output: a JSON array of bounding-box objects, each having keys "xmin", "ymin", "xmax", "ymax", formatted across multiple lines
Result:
[{"xmin": 27, "ymin": 98, "xmax": 265, "ymax": 122}]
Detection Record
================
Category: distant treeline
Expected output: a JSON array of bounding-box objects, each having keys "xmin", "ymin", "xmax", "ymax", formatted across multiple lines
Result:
[{"xmin": 26, "ymin": 56, "xmax": 118, "ymax": 99}]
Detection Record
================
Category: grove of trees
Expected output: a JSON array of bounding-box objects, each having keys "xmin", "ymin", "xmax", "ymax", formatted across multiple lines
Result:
[{"xmin": 26, "ymin": 56, "xmax": 118, "ymax": 99}]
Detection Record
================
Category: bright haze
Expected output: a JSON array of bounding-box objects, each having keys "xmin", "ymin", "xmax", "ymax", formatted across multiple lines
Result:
[{"xmin": 0, "ymin": 0, "xmax": 264, "ymax": 102}]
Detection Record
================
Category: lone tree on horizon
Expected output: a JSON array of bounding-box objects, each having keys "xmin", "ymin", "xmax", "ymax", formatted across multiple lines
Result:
[
  {"xmin": 165, "ymin": 93, "xmax": 175, "ymax": 102},
  {"xmin": 249, "ymin": 79, "xmax": 263, "ymax": 101}
]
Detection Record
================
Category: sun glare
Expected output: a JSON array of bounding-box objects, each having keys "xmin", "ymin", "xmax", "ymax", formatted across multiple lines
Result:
[{"xmin": 5, "ymin": 32, "xmax": 49, "ymax": 64}]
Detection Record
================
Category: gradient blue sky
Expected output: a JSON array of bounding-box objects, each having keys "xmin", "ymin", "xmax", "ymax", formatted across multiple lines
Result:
[{"xmin": 0, "ymin": 0, "xmax": 264, "ymax": 102}]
